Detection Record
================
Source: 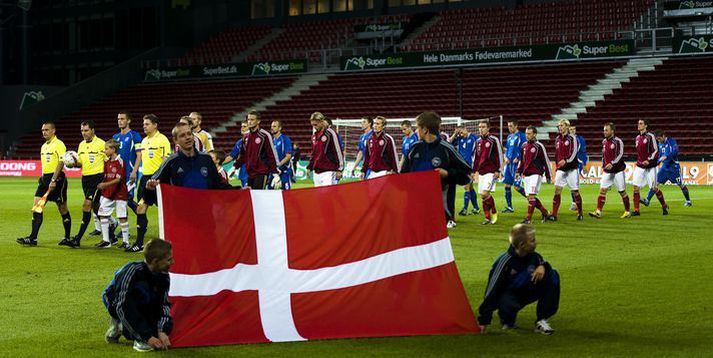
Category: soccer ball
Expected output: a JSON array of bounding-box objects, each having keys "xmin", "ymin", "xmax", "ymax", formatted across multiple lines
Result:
[{"xmin": 62, "ymin": 151, "xmax": 78, "ymax": 168}]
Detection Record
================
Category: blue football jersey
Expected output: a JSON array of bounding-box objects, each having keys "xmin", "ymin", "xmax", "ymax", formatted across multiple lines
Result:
[
  {"xmin": 358, "ymin": 130, "xmax": 373, "ymax": 154},
  {"xmin": 273, "ymin": 134, "xmax": 293, "ymax": 170},
  {"xmin": 112, "ymin": 130, "xmax": 143, "ymax": 176},
  {"xmin": 453, "ymin": 134, "xmax": 478, "ymax": 165},
  {"xmin": 659, "ymin": 137, "xmax": 680, "ymax": 170},
  {"xmin": 505, "ymin": 131, "xmax": 527, "ymax": 160},
  {"xmin": 401, "ymin": 133, "xmax": 419, "ymax": 158}
]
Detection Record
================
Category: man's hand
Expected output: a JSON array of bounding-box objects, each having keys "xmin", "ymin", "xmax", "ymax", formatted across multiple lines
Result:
[
  {"xmin": 513, "ymin": 158, "xmax": 519, "ymax": 164},
  {"xmin": 97, "ymin": 183, "xmax": 106, "ymax": 190},
  {"xmin": 147, "ymin": 336, "xmax": 165, "ymax": 350},
  {"xmin": 515, "ymin": 174, "xmax": 521, "ymax": 182},
  {"xmin": 48, "ymin": 181, "xmax": 57, "ymax": 192},
  {"xmin": 129, "ymin": 171, "xmax": 137, "ymax": 184},
  {"xmin": 146, "ymin": 179, "xmax": 160, "ymax": 190},
  {"xmin": 504, "ymin": 158, "xmax": 510, "ymax": 165},
  {"xmin": 531, "ymin": 265, "xmax": 546, "ymax": 283},
  {"xmin": 660, "ymin": 156, "xmax": 667, "ymax": 162},
  {"xmin": 157, "ymin": 332, "xmax": 171, "ymax": 349},
  {"xmin": 436, "ymin": 168, "xmax": 448, "ymax": 179},
  {"xmin": 604, "ymin": 163, "xmax": 613, "ymax": 171},
  {"xmin": 335, "ymin": 171, "xmax": 343, "ymax": 180},
  {"xmin": 493, "ymin": 172, "xmax": 501, "ymax": 180},
  {"xmin": 359, "ymin": 172, "xmax": 365, "ymax": 180},
  {"xmin": 557, "ymin": 159, "xmax": 565, "ymax": 168},
  {"xmin": 642, "ymin": 160, "xmax": 650, "ymax": 166}
]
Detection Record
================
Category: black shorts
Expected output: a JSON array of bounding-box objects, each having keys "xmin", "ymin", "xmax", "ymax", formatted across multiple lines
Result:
[
  {"xmin": 34, "ymin": 172, "xmax": 68, "ymax": 204},
  {"xmin": 137, "ymin": 175, "xmax": 157, "ymax": 206},
  {"xmin": 247, "ymin": 175, "xmax": 269, "ymax": 190},
  {"xmin": 81, "ymin": 173, "xmax": 104, "ymax": 201}
]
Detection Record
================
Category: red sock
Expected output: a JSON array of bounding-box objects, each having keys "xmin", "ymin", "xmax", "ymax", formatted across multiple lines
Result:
[
  {"xmin": 622, "ymin": 194, "xmax": 630, "ymax": 212},
  {"xmin": 488, "ymin": 196, "xmax": 497, "ymax": 214},
  {"xmin": 574, "ymin": 192, "xmax": 583, "ymax": 215},
  {"xmin": 633, "ymin": 191, "xmax": 640, "ymax": 212},
  {"xmin": 482, "ymin": 197, "xmax": 491, "ymax": 220},
  {"xmin": 535, "ymin": 198, "xmax": 548, "ymax": 215},
  {"xmin": 597, "ymin": 194, "xmax": 606, "ymax": 211},
  {"xmin": 552, "ymin": 194, "xmax": 561, "ymax": 217},
  {"xmin": 655, "ymin": 189, "xmax": 667, "ymax": 208},
  {"xmin": 527, "ymin": 197, "xmax": 536, "ymax": 220}
]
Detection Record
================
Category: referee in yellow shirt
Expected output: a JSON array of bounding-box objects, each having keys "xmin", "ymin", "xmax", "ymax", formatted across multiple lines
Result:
[
  {"xmin": 126, "ymin": 114, "xmax": 171, "ymax": 252},
  {"xmin": 17, "ymin": 122, "xmax": 72, "ymax": 246},
  {"xmin": 65, "ymin": 120, "xmax": 106, "ymax": 248}
]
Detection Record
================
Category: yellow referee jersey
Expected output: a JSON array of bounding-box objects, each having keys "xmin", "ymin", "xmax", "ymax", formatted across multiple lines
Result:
[
  {"xmin": 77, "ymin": 136, "xmax": 106, "ymax": 176},
  {"xmin": 40, "ymin": 136, "xmax": 66, "ymax": 174},
  {"xmin": 195, "ymin": 130, "xmax": 214, "ymax": 152},
  {"xmin": 139, "ymin": 131, "xmax": 171, "ymax": 175}
]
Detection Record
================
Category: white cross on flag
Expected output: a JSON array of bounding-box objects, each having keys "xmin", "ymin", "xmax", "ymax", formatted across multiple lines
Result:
[{"xmin": 157, "ymin": 171, "xmax": 478, "ymax": 347}]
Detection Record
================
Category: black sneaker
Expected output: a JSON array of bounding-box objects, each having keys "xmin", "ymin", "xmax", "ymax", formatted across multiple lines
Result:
[
  {"xmin": 125, "ymin": 244, "xmax": 143, "ymax": 253},
  {"xmin": 88, "ymin": 229, "xmax": 102, "ymax": 236},
  {"xmin": 58, "ymin": 237, "xmax": 72, "ymax": 246},
  {"xmin": 95, "ymin": 241, "xmax": 112, "ymax": 248},
  {"xmin": 458, "ymin": 209, "xmax": 468, "ymax": 216},
  {"xmin": 502, "ymin": 207, "xmax": 515, "ymax": 213},
  {"xmin": 17, "ymin": 237, "xmax": 37, "ymax": 246},
  {"xmin": 521, "ymin": 218, "xmax": 531, "ymax": 224},
  {"xmin": 631, "ymin": 211, "xmax": 640, "ymax": 217},
  {"xmin": 546, "ymin": 215, "xmax": 557, "ymax": 222},
  {"xmin": 67, "ymin": 237, "xmax": 81, "ymax": 248},
  {"xmin": 541, "ymin": 212, "xmax": 551, "ymax": 223},
  {"xmin": 472, "ymin": 208, "xmax": 481, "ymax": 215},
  {"xmin": 640, "ymin": 199, "xmax": 650, "ymax": 207},
  {"xmin": 576, "ymin": 214, "xmax": 583, "ymax": 221},
  {"xmin": 116, "ymin": 242, "xmax": 130, "ymax": 250},
  {"xmin": 110, "ymin": 223, "xmax": 119, "ymax": 244},
  {"xmin": 662, "ymin": 206, "xmax": 669, "ymax": 215}
]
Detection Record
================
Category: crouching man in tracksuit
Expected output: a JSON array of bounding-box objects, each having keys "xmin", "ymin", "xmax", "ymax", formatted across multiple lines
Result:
[
  {"xmin": 476, "ymin": 223, "xmax": 560, "ymax": 335},
  {"xmin": 103, "ymin": 239, "xmax": 174, "ymax": 352}
]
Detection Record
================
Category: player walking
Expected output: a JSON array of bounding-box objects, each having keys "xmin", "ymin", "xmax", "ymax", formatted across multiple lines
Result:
[
  {"xmin": 516, "ymin": 126, "xmax": 552, "ymax": 224},
  {"xmin": 351, "ymin": 116, "xmax": 373, "ymax": 179},
  {"xmin": 642, "ymin": 131, "xmax": 691, "ymax": 207},
  {"xmin": 588, "ymin": 123, "xmax": 631, "ymax": 219},
  {"xmin": 362, "ymin": 116, "xmax": 399, "ymax": 178},
  {"xmin": 232, "ymin": 110, "xmax": 280, "ymax": 189},
  {"xmin": 569, "ymin": 125, "xmax": 587, "ymax": 211},
  {"xmin": 306, "ymin": 112, "xmax": 344, "ymax": 187},
  {"xmin": 632, "ymin": 119, "xmax": 668, "ymax": 216},
  {"xmin": 112, "ymin": 111, "xmax": 143, "ymax": 214},
  {"xmin": 399, "ymin": 120, "xmax": 419, "ymax": 171},
  {"xmin": 17, "ymin": 122, "xmax": 72, "ymax": 246},
  {"xmin": 95, "ymin": 140, "xmax": 131, "ymax": 248},
  {"xmin": 472, "ymin": 119, "xmax": 504, "ymax": 225},
  {"xmin": 270, "ymin": 120, "xmax": 294, "ymax": 189},
  {"xmin": 189, "ymin": 112, "xmax": 214, "ymax": 152},
  {"xmin": 449, "ymin": 126, "xmax": 480, "ymax": 216},
  {"xmin": 549, "ymin": 119, "xmax": 583, "ymax": 221},
  {"xmin": 502, "ymin": 120, "xmax": 527, "ymax": 213}
]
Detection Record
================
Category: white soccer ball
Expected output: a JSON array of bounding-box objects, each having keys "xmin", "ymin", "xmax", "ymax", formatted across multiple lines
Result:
[{"xmin": 62, "ymin": 151, "xmax": 78, "ymax": 168}]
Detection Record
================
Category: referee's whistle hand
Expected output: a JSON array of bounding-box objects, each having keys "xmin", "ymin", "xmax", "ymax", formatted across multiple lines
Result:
[{"xmin": 146, "ymin": 179, "xmax": 159, "ymax": 190}]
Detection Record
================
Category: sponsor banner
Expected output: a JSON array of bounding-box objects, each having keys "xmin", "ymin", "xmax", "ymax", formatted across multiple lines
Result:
[
  {"xmin": 0, "ymin": 160, "xmax": 82, "ymax": 178},
  {"xmin": 144, "ymin": 60, "xmax": 308, "ymax": 81},
  {"xmin": 673, "ymin": 35, "xmax": 713, "ymax": 54},
  {"xmin": 341, "ymin": 40, "xmax": 635, "ymax": 71},
  {"xmin": 354, "ymin": 22, "xmax": 403, "ymax": 33},
  {"xmin": 576, "ymin": 162, "xmax": 710, "ymax": 186},
  {"xmin": 664, "ymin": 1, "xmax": 713, "ymax": 10}
]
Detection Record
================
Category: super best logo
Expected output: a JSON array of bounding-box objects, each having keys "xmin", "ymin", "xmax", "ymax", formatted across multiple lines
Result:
[
  {"xmin": 555, "ymin": 42, "xmax": 630, "ymax": 59},
  {"xmin": 343, "ymin": 56, "xmax": 403, "ymax": 70},
  {"xmin": 144, "ymin": 68, "xmax": 191, "ymax": 81},
  {"xmin": 677, "ymin": 37, "xmax": 713, "ymax": 53},
  {"xmin": 251, "ymin": 62, "xmax": 304, "ymax": 75},
  {"xmin": 679, "ymin": 1, "xmax": 713, "ymax": 9}
]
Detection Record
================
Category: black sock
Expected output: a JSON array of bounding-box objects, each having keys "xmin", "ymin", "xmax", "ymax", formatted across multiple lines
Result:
[
  {"xmin": 61, "ymin": 212, "xmax": 72, "ymax": 238},
  {"xmin": 136, "ymin": 214, "xmax": 148, "ymax": 246},
  {"xmin": 127, "ymin": 200, "xmax": 138, "ymax": 214},
  {"xmin": 75, "ymin": 211, "xmax": 91, "ymax": 240},
  {"xmin": 30, "ymin": 212, "xmax": 43, "ymax": 239}
]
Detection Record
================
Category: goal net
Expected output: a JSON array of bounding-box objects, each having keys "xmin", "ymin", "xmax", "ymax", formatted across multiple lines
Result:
[{"xmin": 332, "ymin": 115, "xmax": 504, "ymax": 161}]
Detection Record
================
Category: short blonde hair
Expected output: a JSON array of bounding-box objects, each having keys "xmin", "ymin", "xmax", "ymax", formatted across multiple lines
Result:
[
  {"xmin": 558, "ymin": 119, "xmax": 571, "ymax": 127},
  {"xmin": 509, "ymin": 223, "xmax": 536, "ymax": 248},
  {"xmin": 374, "ymin": 116, "xmax": 387, "ymax": 126},
  {"xmin": 310, "ymin": 112, "xmax": 325, "ymax": 121}
]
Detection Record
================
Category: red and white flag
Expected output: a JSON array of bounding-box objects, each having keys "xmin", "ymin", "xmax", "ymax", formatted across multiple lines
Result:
[{"xmin": 157, "ymin": 171, "xmax": 478, "ymax": 348}]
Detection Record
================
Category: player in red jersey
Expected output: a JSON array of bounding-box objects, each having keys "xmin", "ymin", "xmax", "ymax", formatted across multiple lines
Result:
[
  {"xmin": 95, "ymin": 139, "xmax": 130, "ymax": 248},
  {"xmin": 549, "ymin": 119, "xmax": 583, "ymax": 221},
  {"xmin": 472, "ymin": 119, "xmax": 503, "ymax": 225},
  {"xmin": 632, "ymin": 119, "xmax": 668, "ymax": 216},
  {"xmin": 362, "ymin": 116, "xmax": 400, "ymax": 178},
  {"xmin": 307, "ymin": 112, "xmax": 344, "ymax": 187},
  {"xmin": 516, "ymin": 126, "xmax": 552, "ymax": 224},
  {"xmin": 589, "ymin": 123, "xmax": 631, "ymax": 219},
  {"xmin": 233, "ymin": 110, "xmax": 280, "ymax": 189}
]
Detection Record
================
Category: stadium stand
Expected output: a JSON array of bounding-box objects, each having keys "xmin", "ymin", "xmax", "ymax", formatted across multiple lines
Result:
[
  {"xmin": 12, "ymin": 77, "xmax": 297, "ymax": 158},
  {"xmin": 573, "ymin": 56, "xmax": 713, "ymax": 156},
  {"xmin": 180, "ymin": 25, "xmax": 273, "ymax": 66},
  {"xmin": 405, "ymin": 0, "xmax": 654, "ymax": 51}
]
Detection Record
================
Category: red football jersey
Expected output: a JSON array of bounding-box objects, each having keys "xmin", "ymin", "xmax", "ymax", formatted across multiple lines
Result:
[{"xmin": 102, "ymin": 157, "xmax": 128, "ymax": 200}]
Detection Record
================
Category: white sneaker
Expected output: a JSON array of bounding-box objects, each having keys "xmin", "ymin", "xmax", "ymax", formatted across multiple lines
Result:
[
  {"xmin": 534, "ymin": 319, "xmax": 554, "ymax": 335},
  {"xmin": 446, "ymin": 220, "xmax": 456, "ymax": 229},
  {"xmin": 133, "ymin": 340, "xmax": 154, "ymax": 352},
  {"xmin": 104, "ymin": 317, "xmax": 121, "ymax": 343}
]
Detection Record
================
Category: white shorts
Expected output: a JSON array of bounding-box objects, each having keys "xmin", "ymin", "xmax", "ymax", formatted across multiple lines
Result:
[
  {"xmin": 600, "ymin": 171, "xmax": 626, "ymax": 192},
  {"xmin": 313, "ymin": 171, "xmax": 337, "ymax": 187},
  {"xmin": 633, "ymin": 166, "xmax": 657, "ymax": 188},
  {"xmin": 477, "ymin": 173, "xmax": 497, "ymax": 193},
  {"xmin": 522, "ymin": 175, "xmax": 543, "ymax": 196},
  {"xmin": 554, "ymin": 169, "xmax": 579, "ymax": 190},
  {"xmin": 368, "ymin": 170, "xmax": 389, "ymax": 179},
  {"xmin": 97, "ymin": 197, "xmax": 128, "ymax": 218}
]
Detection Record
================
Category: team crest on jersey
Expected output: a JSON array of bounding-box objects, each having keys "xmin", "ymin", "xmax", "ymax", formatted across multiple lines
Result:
[
  {"xmin": 89, "ymin": 154, "xmax": 95, "ymax": 163},
  {"xmin": 111, "ymin": 167, "xmax": 117, "ymax": 173},
  {"xmin": 201, "ymin": 167, "xmax": 208, "ymax": 177},
  {"xmin": 148, "ymin": 151, "xmax": 154, "ymax": 159},
  {"xmin": 564, "ymin": 140, "xmax": 570, "ymax": 146},
  {"xmin": 321, "ymin": 136, "xmax": 327, "ymax": 142},
  {"xmin": 431, "ymin": 157, "xmax": 442, "ymax": 167},
  {"xmin": 255, "ymin": 137, "xmax": 262, "ymax": 144},
  {"xmin": 45, "ymin": 154, "xmax": 51, "ymax": 162},
  {"xmin": 530, "ymin": 147, "xmax": 536, "ymax": 153},
  {"xmin": 643, "ymin": 138, "xmax": 647, "ymax": 143},
  {"xmin": 610, "ymin": 144, "xmax": 615, "ymax": 149},
  {"xmin": 485, "ymin": 142, "xmax": 491, "ymax": 148},
  {"xmin": 379, "ymin": 139, "xmax": 384, "ymax": 146}
]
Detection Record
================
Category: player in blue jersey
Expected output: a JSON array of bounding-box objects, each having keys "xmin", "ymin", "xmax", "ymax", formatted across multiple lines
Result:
[
  {"xmin": 268, "ymin": 120, "xmax": 294, "ymax": 190},
  {"xmin": 225, "ymin": 122, "xmax": 249, "ymax": 187},
  {"xmin": 399, "ymin": 120, "xmax": 419, "ymax": 170},
  {"xmin": 449, "ymin": 126, "xmax": 481, "ymax": 215},
  {"xmin": 642, "ymin": 131, "xmax": 691, "ymax": 207},
  {"xmin": 569, "ymin": 125, "xmax": 588, "ymax": 211},
  {"xmin": 113, "ymin": 111, "xmax": 143, "ymax": 212},
  {"xmin": 502, "ymin": 120, "xmax": 527, "ymax": 213},
  {"xmin": 351, "ymin": 116, "xmax": 373, "ymax": 179}
]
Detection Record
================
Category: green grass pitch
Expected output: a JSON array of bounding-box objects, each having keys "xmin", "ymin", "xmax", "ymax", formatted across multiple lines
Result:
[{"xmin": 1, "ymin": 177, "xmax": 711, "ymax": 357}]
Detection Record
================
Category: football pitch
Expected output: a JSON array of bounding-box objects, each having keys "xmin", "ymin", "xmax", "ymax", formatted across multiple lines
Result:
[{"xmin": 1, "ymin": 177, "xmax": 711, "ymax": 357}]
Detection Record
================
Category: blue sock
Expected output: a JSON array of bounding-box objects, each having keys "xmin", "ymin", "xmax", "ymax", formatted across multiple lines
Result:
[
  {"xmin": 515, "ymin": 185, "xmax": 526, "ymax": 197},
  {"xmin": 681, "ymin": 185, "xmax": 690, "ymax": 201},
  {"xmin": 505, "ymin": 187, "xmax": 513, "ymax": 208},
  {"xmin": 463, "ymin": 191, "xmax": 470, "ymax": 211},
  {"xmin": 469, "ymin": 189, "xmax": 479, "ymax": 210},
  {"xmin": 646, "ymin": 188, "xmax": 655, "ymax": 202}
]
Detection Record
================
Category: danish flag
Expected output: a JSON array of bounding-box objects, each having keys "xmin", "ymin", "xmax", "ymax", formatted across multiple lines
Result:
[{"xmin": 157, "ymin": 171, "xmax": 477, "ymax": 347}]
